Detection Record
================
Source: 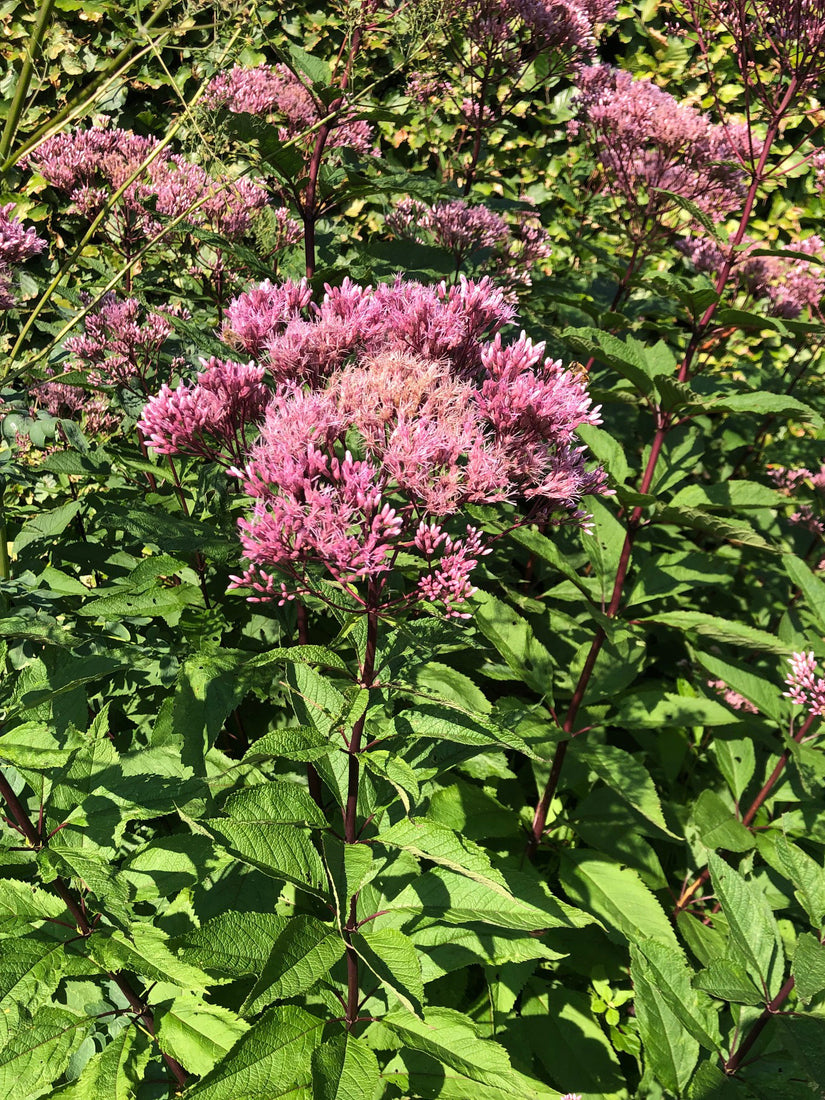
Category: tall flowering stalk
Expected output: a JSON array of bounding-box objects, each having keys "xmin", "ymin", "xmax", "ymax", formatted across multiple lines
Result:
[
  {"xmin": 140, "ymin": 274, "xmax": 606, "ymax": 1027},
  {"xmin": 529, "ymin": 8, "xmax": 825, "ymax": 853}
]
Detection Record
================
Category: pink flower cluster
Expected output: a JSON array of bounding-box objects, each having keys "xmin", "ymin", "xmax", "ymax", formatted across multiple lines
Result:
[
  {"xmin": 142, "ymin": 276, "xmax": 606, "ymax": 614},
  {"xmin": 707, "ymin": 679, "xmax": 759, "ymax": 714},
  {"xmin": 204, "ymin": 63, "xmax": 375, "ymax": 156},
  {"xmin": 63, "ymin": 295, "xmax": 183, "ymax": 391},
  {"xmin": 0, "ymin": 203, "xmax": 46, "ymax": 309},
  {"xmin": 784, "ymin": 652, "xmax": 825, "ymax": 717},
  {"xmin": 24, "ymin": 124, "xmax": 269, "ymax": 249},
  {"xmin": 222, "ymin": 274, "xmax": 517, "ymax": 382},
  {"xmin": 385, "ymin": 197, "xmax": 551, "ymax": 285},
  {"xmin": 139, "ymin": 358, "xmax": 271, "ymax": 465},
  {"xmin": 571, "ymin": 66, "xmax": 752, "ymax": 234},
  {"xmin": 767, "ymin": 463, "xmax": 825, "ymax": 539},
  {"xmin": 456, "ymin": 0, "xmax": 616, "ymax": 66},
  {"xmin": 680, "ymin": 234, "xmax": 825, "ymax": 319}
]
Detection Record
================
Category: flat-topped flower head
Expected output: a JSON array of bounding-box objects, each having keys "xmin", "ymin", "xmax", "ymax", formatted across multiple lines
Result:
[
  {"xmin": 65, "ymin": 295, "xmax": 179, "ymax": 390},
  {"xmin": 25, "ymin": 124, "xmax": 270, "ymax": 248},
  {"xmin": 144, "ymin": 277, "xmax": 605, "ymax": 614},
  {"xmin": 386, "ymin": 197, "xmax": 551, "ymax": 285},
  {"xmin": 139, "ymin": 358, "xmax": 270, "ymax": 465}
]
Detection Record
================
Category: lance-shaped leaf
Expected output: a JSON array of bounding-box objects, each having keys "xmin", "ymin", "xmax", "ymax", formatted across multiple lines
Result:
[
  {"xmin": 242, "ymin": 917, "xmax": 345, "ymax": 1014},
  {"xmin": 243, "ymin": 727, "xmax": 333, "ymax": 764},
  {"xmin": 222, "ymin": 781, "xmax": 327, "ymax": 827},
  {"xmin": 155, "ymin": 994, "xmax": 250, "ymax": 1076},
  {"xmin": 49, "ymin": 1026, "xmax": 151, "ymax": 1100},
  {"xmin": 90, "ymin": 925, "xmax": 214, "ymax": 992},
  {"xmin": 374, "ymin": 866, "xmax": 591, "ymax": 932},
  {"xmin": 312, "ymin": 1034, "xmax": 380, "ymax": 1100},
  {"xmin": 202, "ymin": 817, "xmax": 327, "ymax": 897},
  {"xmin": 707, "ymin": 851, "xmax": 784, "ymax": 998},
  {"xmin": 630, "ymin": 941, "xmax": 720, "ymax": 1051},
  {"xmin": 637, "ymin": 612, "xmax": 788, "ymax": 654},
  {"xmin": 772, "ymin": 833, "xmax": 825, "ymax": 928},
  {"xmin": 631, "ymin": 954, "xmax": 699, "ymax": 1095},
  {"xmin": 573, "ymin": 742, "xmax": 680, "ymax": 837},
  {"xmin": 0, "ymin": 1007, "xmax": 90, "ymax": 1100},
  {"xmin": 559, "ymin": 853, "xmax": 679, "ymax": 949},
  {"xmin": 175, "ymin": 912, "xmax": 294, "ymax": 978},
  {"xmin": 184, "ymin": 1005, "xmax": 324, "ymax": 1099},
  {"xmin": 792, "ymin": 934, "xmax": 825, "ymax": 1005},
  {"xmin": 351, "ymin": 927, "xmax": 424, "ymax": 1016},
  {"xmin": 375, "ymin": 819, "xmax": 512, "ymax": 899}
]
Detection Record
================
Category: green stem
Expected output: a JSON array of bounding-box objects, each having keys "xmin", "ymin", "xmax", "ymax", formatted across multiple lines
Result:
[{"xmin": 0, "ymin": 0, "xmax": 56, "ymax": 169}]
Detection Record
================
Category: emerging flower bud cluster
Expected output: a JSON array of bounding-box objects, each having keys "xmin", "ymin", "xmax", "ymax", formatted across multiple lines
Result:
[
  {"xmin": 141, "ymin": 276, "xmax": 607, "ymax": 615},
  {"xmin": 784, "ymin": 652, "xmax": 825, "ymax": 717}
]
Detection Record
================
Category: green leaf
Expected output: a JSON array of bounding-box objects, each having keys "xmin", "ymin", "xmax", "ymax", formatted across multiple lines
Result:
[
  {"xmin": 311, "ymin": 1034, "xmax": 380, "ymax": 1100},
  {"xmin": 242, "ymin": 917, "xmax": 344, "ymax": 1014},
  {"xmin": 710, "ymin": 739, "xmax": 757, "ymax": 802},
  {"xmin": 374, "ymin": 865, "xmax": 589, "ymax": 933},
  {"xmin": 77, "ymin": 583, "xmax": 202, "ymax": 620},
  {"xmin": 183, "ymin": 1005, "xmax": 323, "ymax": 1099},
  {"xmin": 785, "ymin": 555, "xmax": 825, "ymax": 632},
  {"xmin": 0, "ymin": 1007, "xmax": 90, "ymax": 1100},
  {"xmin": 613, "ymin": 689, "xmax": 740, "ymax": 728},
  {"xmin": 472, "ymin": 590, "xmax": 554, "ymax": 694},
  {"xmin": 13, "ymin": 501, "xmax": 81, "ymax": 552},
  {"xmin": 375, "ymin": 819, "xmax": 512, "ymax": 899},
  {"xmin": 382, "ymin": 1007, "xmax": 540, "ymax": 1095},
  {"xmin": 522, "ymin": 987, "xmax": 624, "ymax": 1096},
  {"xmin": 243, "ymin": 727, "xmax": 332, "ymax": 763},
  {"xmin": 655, "ymin": 505, "xmax": 777, "ymax": 552},
  {"xmin": 0, "ymin": 880, "xmax": 67, "ymax": 933},
  {"xmin": 630, "ymin": 941, "xmax": 720, "ymax": 1052},
  {"xmin": 245, "ymin": 645, "xmax": 348, "ymax": 672},
  {"xmin": 288, "ymin": 43, "xmax": 332, "ymax": 85},
  {"xmin": 695, "ymin": 650, "xmax": 782, "ymax": 722},
  {"xmin": 222, "ymin": 781, "xmax": 327, "ymax": 827},
  {"xmin": 0, "ymin": 938, "xmax": 68, "ymax": 1041},
  {"xmin": 573, "ymin": 742, "xmax": 680, "ymax": 837},
  {"xmin": 49, "ymin": 1026, "xmax": 151, "ymax": 1100},
  {"xmin": 669, "ymin": 482, "xmax": 787, "ymax": 511},
  {"xmin": 156, "ymin": 994, "xmax": 249, "ymax": 1077},
  {"xmin": 692, "ymin": 790, "xmax": 755, "ymax": 852},
  {"xmin": 204, "ymin": 818, "xmax": 328, "ymax": 896},
  {"xmin": 387, "ymin": 704, "xmax": 537, "ymax": 759},
  {"xmin": 707, "ymin": 852, "xmax": 784, "ymax": 998},
  {"xmin": 0, "ymin": 722, "xmax": 76, "ymax": 769},
  {"xmin": 90, "ymin": 925, "xmax": 214, "ymax": 992},
  {"xmin": 792, "ymin": 933, "xmax": 825, "ymax": 1005},
  {"xmin": 176, "ymin": 912, "xmax": 295, "ymax": 977},
  {"xmin": 693, "ymin": 960, "xmax": 763, "ymax": 1005},
  {"xmin": 704, "ymin": 390, "xmax": 823, "ymax": 429},
  {"xmin": 352, "ymin": 927, "xmax": 424, "ymax": 1015},
  {"xmin": 637, "ymin": 612, "xmax": 788, "ymax": 654},
  {"xmin": 774, "ymin": 1014, "xmax": 825, "ymax": 1090},
  {"xmin": 772, "ymin": 833, "xmax": 825, "ymax": 928},
  {"xmin": 631, "ymin": 948, "xmax": 699, "ymax": 1094},
  {"xmin": 559, "ymin": 852, "xmax": 680, "ymax": 949}
]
